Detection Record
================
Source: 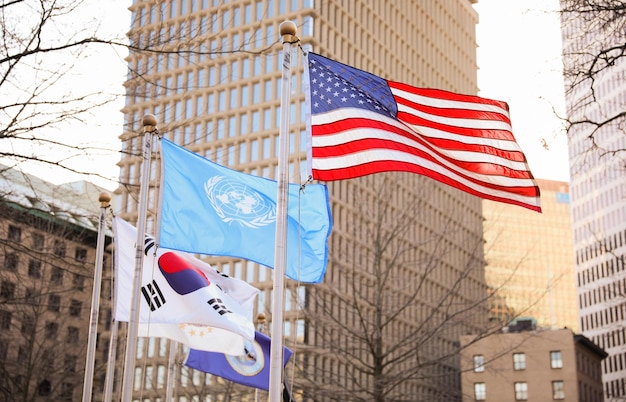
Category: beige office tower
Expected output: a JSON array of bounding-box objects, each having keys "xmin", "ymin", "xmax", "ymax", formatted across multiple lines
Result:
[
  {"xmin": 115, "ymin": 1, "xmax": 486, "ymax": 401},
  {"xmin": 483, "ymin": 179, "xmax": 579, "ymax": 332}
]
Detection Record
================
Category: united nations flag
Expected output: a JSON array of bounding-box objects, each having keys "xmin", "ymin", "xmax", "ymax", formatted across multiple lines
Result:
[{"xmin": 159, "ymin": 138, "xmax": 332, "ymax": 284}]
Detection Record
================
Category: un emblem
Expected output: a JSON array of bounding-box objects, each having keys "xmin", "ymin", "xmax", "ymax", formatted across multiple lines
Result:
[{"xmin": 205, "ymin": 176, "xmax": 276, "ymax": 228}]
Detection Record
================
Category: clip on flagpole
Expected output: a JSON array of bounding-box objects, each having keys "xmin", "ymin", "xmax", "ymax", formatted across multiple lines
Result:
[
  {"xmin": 81, "ymin": 192, "xmax": 111, "ymax": 402},
  {"xmin": 268, "ymin": 20, "xmax": 298, "ymax": 402},
  {"xmin": 120, "ymin": 115, "xmax": 159, "ymax": 402}
]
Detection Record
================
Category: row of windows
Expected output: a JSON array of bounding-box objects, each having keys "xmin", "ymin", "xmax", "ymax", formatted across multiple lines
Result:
[
  {"xmin": 592, "ymin": 327, "xmax": 626, "ymax": 351},
  {"xmin": 606, "ymin": 377, "xmax": 626, "ymax": 399},
  {"xmin": 2, "ymin": 254, "xmax": 86, "ymax": 288},
  {"xmin": 6, "ymin": 225, "xmax": 88, "ymax": 260},
  {"xmin": 579, "ymin": 276, "xmax": 626, "ymax": 309},
  {"xmin": 576, "ymin": 349, "xmax": 603, "ymax": 381},
  {"xmin": 133, "ymin": 39, "xmax": 282, "ymax": 90},
  {"xmin": 575, "ymin": 228, "xmax": 625, "ymax": 266},
  {"xmin": 133, "ymin": 363, "xmax": 220, "ymax": 392},
  {"xmin": 580, "ymin": 302, "xmax": 626, "ymax": 332},
  {"xmin": 0, "ymin": 312, "xmax": 81, "ymax": 343},
  {"xmin": 0, "ymin": 324, "xmax": 80, "ymax": 354},
  {"xmin": 474, "ymin": 380, "xmax": 565, "ymax": 401},
  {"xmin": 473, "ymin": 351, "xmax": 563, "ymax": 372},
  {"xmin": 0, "ymin": 283, "xmax": 83, "ymax": 316},
  {"xmin": 125, "ymin": 99, "xmax": 306, "ymax": 153},
  {"xmin": 577, "ymin": 253, "xmax": 625, "ymax": 287},
  {"xmin": 133, "ymin": 0, "xmax": 313, "ymax": 27},
  {"xmin": 603, "ymin": 351, "xmax": 626, "ymax": 374}
]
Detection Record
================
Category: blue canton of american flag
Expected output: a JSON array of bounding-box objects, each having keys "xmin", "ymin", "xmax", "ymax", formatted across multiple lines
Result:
[{"xmin": 308, "ymin": 54, "xmax": 396, "ymax": 118}]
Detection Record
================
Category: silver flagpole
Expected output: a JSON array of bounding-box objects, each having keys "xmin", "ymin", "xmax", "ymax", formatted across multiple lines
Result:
[
  {"xmin": 81, "ymin": 192, "xmax": 111, "ymax": 402},
  {"xmin": 102, "ymin": 320, "xmax": 118, "ymax": 402},
  {"xmin": 121, "ymin": 115, "xmax": 159, "ymax": 402},
  {"xmin": 268, "ymin": 21, "xmax": 298, "ymax": 402},
  {"xmin": 165, "ymin": 340, "xmax": 178, "ymax": 401},
  {"xmin": 103, "ymin": 252, "xmax": 119, "ymax": 402}
]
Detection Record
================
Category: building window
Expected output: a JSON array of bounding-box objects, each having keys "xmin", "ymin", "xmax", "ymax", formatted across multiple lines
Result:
[
  {"xmin": 473, "ymin": 355, "xmax": 485, "ymax": 372},
  {"xmin": 45, "ymin": 322, "xmax": 59, "ymax": 339},
  {"xmin": 552, "ymin": 380, "xmax": 565, "ymax": 399},
  {"xmin": 48, "ymin": 295, "xmax": 61, "ymax": 312},
  {"xmin": 73, "ymin": 274, "xmax": 85, "ymax": 291},
  {"xmin": 28, "ymin": 260, "xmax": 42, "ymax": 278},
  {"xmin": 21, "ymin": 315, "xmax": 34, "ymax": 335},
  {"xmin": 474, "ymin": 382, "xmax": 486, "ymax": 400},
  {"xmin": 8, "ymin": 225, "xmax": 21, "ymax": 242},
  {"xmin": 513, "ymin": 352, "xmax": 526, "ymax": 370},
  {"xmin": 38, "ymin": 380, "xmax": 52, "ymax": 396},
  {"xmin": 75, "ymin": 248, "xmax": 87, "ymax": 262},
  {"xmin": 0, "ymin": 281, "xmax": 15, "ymax": 299},
  {"xmin": 32, "ymin": 233, "xmax": 44, "ymax": 249},
  {"xmin": 0, "ymin": 310, "xmax": 12, "ymax": 330},
  {"xmin": 64, "ymin": 355, "xmax": 77, "ymax": 373},
  {"xmin": 69, "ymin": 300, "xmax": 82, "ymax": 317},
  {"xmin": 51, "ymin": 267, "xmax": 63, "ymax": 284},
  {"xmin": 550, "ymin": 351, "xmax": 563, "ymax": 368},
  {"xmin": 4, "ymin": 253, "xmax": 18, "ymax": 271},
  {"xmin": 53, "ymin": 240, "xmax": 66, "ymax": 257},
  {"xmin": 67, "ymin": 326, "xmax": 79, "ymax": 343},
  {"xmin": 514, "ymin": 382, "xmax": 528, "ymax": 400},
  {"xmin": 60, "ymin": 382, "xmax": 73, "ymax": 400}
]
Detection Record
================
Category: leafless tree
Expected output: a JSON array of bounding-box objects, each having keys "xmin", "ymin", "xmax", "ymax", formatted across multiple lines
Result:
[
  {"xmin": 559, "ymin": 1, "xmax": 626, "ymax": 155},
  {"xmin": 0, "ymin": 0, "xmax": 135, "ymax": 185},
  {"xmin": 277, "ymin": 175, "xmax": 495, "ymax": 402}
]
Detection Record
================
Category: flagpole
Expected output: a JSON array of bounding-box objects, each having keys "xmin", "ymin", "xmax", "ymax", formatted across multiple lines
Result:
[
  {"xmin": 120, "ymin": 115, "xmax": 158, "ymax": 402},
  {"xmin": 104, "ymin": 247, "xmax": 119, "ymax": 402},
  {"xmin": 165, "ymin": 340, "xmax": 178, "ymax": 401},
  {"xmin": 81, "ymin": 192, "xmax": 111, "ymax": 402},
  {"xmin": 268, "ymin": 21, "xmax": 298, "ymax": 402},
  {"xmin": 103, "ymin": 320, "xmax": 118, "ymax": 402}
]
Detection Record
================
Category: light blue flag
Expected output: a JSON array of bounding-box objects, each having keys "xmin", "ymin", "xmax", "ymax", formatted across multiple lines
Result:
[{"xmin": 159, "ymin": 138, "xmax": 332, "ymax": 283}]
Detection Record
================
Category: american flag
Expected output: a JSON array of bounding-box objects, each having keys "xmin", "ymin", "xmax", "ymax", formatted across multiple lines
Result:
[{"xmin": 305, "ymin": 52, "xmax": 541, "ymax": 212}]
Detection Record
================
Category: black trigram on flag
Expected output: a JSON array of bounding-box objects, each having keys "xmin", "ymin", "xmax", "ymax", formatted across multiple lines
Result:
[
  {"xmin": 141, "ymin": 280, "xmax": 166, "ymax": 311},
  {"xmin": 208, "ymin": 298, "xmax": 232, "ymax": 315}
]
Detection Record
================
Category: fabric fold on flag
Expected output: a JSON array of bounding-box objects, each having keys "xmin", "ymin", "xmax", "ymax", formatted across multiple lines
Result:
[
  {"xmin": 305, "ymin": 52, "xmax": 541, "ymax": 212},
  {"xmin": 138, "ymin": 323, "xmax": 247, "ymax": 355},
  {"xmin": 159, "ymin": 138, "xmax": 333, "ymax": 283},
  {"xmin": 184, "ymin": 331, "xmax": 293, "ymax": 391},
  {"xmin": 113, "ymin": 217, "xmax": 258, "ymax": 346}
]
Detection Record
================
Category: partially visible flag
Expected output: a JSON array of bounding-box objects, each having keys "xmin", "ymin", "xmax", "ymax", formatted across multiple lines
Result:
[
  {"xmin": 305, "ymin": 52, "xmax": 541, "ymax": 212},
  {"xmin": 138, "ymin": 323, "xmax": 246, "ymax": 355},
  {"xmin": 159, "ymin": 138, "xmax": 333, "ymax": 283},
  {"xmin": 113, "ymin": 217, "xmax": 258, "ymax": 345},
  {"xmin": 184, "ymin": 331, "xmax": 293, "ymax": 391}
]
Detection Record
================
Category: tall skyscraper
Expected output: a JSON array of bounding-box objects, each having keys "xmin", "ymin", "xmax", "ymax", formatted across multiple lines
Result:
[
  {"xmin": 115, "ymin": 1, "xmax": 487, "ymax": 400},
  {"xmin": 483, "ymin": 179, "xmax": 578, "ymax": 331},
  {"xmin": 560, "ymin": 3, "xmax": 626, "ymax": 400}
]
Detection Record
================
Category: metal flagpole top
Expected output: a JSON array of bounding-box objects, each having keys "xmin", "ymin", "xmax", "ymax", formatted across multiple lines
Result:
[
  {"xmin": 143, "ymin": 114, "xmax": 158, "ymax": 130},
  {"xmin": 279, "ymin": 20, "xmax": 298, "ymax": 42},
  {"xmin": 99, "ymin": 192, "xmax": 111, "ymax": 208}
]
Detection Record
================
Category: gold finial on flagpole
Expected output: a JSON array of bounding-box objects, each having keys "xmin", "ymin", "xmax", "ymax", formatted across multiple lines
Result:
[
  {"xmin": 99, "ymin": 192, "xmax": 111, "ymax": 208},
  {"xmin": 143, "ymin": 114, "xmax": 158, "ymax": 132},
  {"xmin": 279, "ymin": 20, "xmax": 298, "ymax": 43}
]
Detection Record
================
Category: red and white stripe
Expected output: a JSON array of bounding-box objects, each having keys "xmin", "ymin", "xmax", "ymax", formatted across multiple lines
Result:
[{"xmin": 311, "ymin": 82, "xmax": 541, "ymax": 212}]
